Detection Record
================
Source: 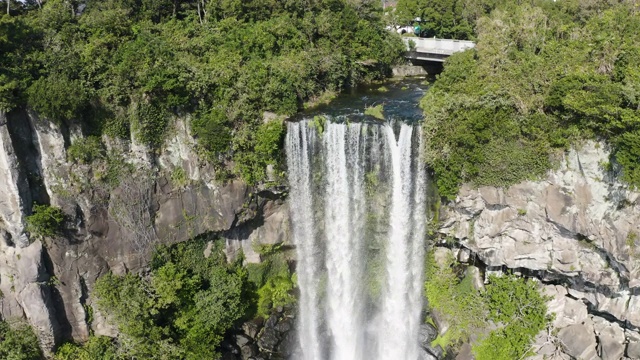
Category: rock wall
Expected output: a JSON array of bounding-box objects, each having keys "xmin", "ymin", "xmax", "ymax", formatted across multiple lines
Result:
[
  {"xmin": 439, "ymin": 141, "xmax": 640, "ymax": 359},
  {"xmin": 0, "ymin": 110, "xmax": 290, "ymax": 356}
]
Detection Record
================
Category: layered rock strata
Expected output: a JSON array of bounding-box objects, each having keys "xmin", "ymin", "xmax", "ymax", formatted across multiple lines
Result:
[{"xmin": 439, "ymin": 141, "xmax": 640, "ymax": 359}]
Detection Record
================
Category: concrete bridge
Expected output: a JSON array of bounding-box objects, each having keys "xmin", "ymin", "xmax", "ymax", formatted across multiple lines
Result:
[{"xmin": 403, "ymin": 37, "xmax": 475, "ymax": 63}]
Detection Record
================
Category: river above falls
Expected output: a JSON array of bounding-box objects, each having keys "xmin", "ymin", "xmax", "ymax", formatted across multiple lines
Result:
[{"xmin": 297, "ymin": 77, "xmax": 430, "ymax": 124}]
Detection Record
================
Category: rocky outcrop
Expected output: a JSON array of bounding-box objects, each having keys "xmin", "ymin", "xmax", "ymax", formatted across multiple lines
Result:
[
  {"xmin": 0, "ymin": 111, "xmax": 31, "ymax": 247},
  {"xmin": 439, "ymin": 141, "xmax": 640, "ymax": 359},
  {"xmin": 222, "ymin": 306, "xmax": 296, "ymax": 360},
  {"xmin": 0, "ymin": 110, "xmax": 291, "ymax": 354}
]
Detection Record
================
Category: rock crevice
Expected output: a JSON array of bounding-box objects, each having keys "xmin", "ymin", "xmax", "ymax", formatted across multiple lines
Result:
[
  {"xmin": 0, "ymin": 110, "xmax": 291, "ymax": 354},
  {"xmin": 439, "ymin": 141, "xmax": 640, "ymax": 359}
]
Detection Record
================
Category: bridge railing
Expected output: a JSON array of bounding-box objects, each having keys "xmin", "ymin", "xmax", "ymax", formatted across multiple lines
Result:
[{"xmin": 402, "ymin": 38, "xmax": 475, "ymax": 55}]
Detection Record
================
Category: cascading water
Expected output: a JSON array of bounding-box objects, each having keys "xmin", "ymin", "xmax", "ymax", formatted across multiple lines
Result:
[{"xmin": 286, "ymin": 97, "xmax": 427, "ymax": 360}]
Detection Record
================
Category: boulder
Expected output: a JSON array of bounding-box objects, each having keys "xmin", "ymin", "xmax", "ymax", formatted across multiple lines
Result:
[
  {"xmin": 557, "ymin": 323, "xmax": 598, "ymax": 360},
  {"xmin": 458, "ymin": 248, "xmax": 471, "ymax": 263},
  {"xmin": 455, "ymin": 343, "xmax": 473, "ymax": 360},
  {"xmin": 257, "ymin": 326, "xmax": 279, "ymax": 352},
  {"xmin": 431, "ymin": 309, "xmax": 449, "ymax": 336},
  {"xmin": 625, "ymin": 330, "xmax": 640, "ymax": 359},
  {"xmin": 418, "ymin": 323, "xmax": 438, "ymax": 349},
  {"xmin": 593, "ymin": 317, "xmax": 625, "ymax": 360},
  {"xmin": 418, "ymin": 347, "xmax": 438, "ymax": 360},
  {"xmin": 426, "ymin": 344, "xmax": 444, "ymax": 359}
]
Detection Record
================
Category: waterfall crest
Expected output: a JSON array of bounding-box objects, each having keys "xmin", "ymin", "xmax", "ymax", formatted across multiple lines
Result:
[{"xmin": 286, "ymin": 119, "xmax": 427, "ymax": 360}]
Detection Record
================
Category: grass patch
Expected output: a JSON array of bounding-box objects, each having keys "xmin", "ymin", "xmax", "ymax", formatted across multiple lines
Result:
[
  {"xmin": 67, "ymin": 136, "xmax": 104, "ymax": 164},
  {"xmin": 304, "ymin": 90, "xmax": 338, "ymax": 109},
  {"xmin": 364, "ymin": 104, "xmax": 385, "ymax": 120}
]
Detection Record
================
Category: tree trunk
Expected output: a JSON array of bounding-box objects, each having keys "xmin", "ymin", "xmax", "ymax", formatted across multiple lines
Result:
[
  {"xmin": 7, "ymin": 0, "xmax": 10, "ymax": 15},
  {"xmin": 197, "ymin": 0, "xmax": 203, "ymax": 24}
]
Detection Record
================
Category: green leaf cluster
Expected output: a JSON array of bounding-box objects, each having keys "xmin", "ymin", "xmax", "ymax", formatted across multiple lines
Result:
[
  {"xmin": 67, "ymin": 136, "xmax": 104, "ymax": 165},
  {"xmin": 422, "ymin": 1, "xmax": 640, "ymax": 199},
  {"xmin": 393, "ymin": 0, "xmax": 480, "ymax": 39},
  {"xmin": 473, "ymin": 275, "xmax": 552, "ymax": 360},
  {"xmin": 233, "ymin": 120, "xmax": 285, "ymax": 185},
  {"xmin": 246, "ymin": 248, "xmax": 295, "ymax": 318},
  {"xmin": 25, "ymin": 204, "xmax": 65, "ymax": 238},
  {"xmin": 93, "ymin": 239, "xmax": 252, "ymax": 359},
  {"xmin": 55, "ymin": 336, "xmax": 117, "ymax": 360},
  {"xmin": 0, "ymin": 320, "xmax": 42, "ymax": 360},
  {"xmin": 424, "ymin": 251, "xmax": 486, "ymax": 348},
  {"xmin": 424, "ymin": 251, "xmax": 550, "ymax": 358}
]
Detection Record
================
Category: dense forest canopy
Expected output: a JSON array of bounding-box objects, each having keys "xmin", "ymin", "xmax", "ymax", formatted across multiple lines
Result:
[
  {"xmin": 0, "ymin": 0, "xmax": 403, "ymax": 183},
  {"xmin": 422, "ymin": 0, "xmax": 640, "ymax": 199}
]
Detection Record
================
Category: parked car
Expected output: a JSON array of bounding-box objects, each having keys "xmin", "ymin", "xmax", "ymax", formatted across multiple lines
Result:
[{"xmin": 385, "ymin": 24, "xmax": 415, "ymax": 35}]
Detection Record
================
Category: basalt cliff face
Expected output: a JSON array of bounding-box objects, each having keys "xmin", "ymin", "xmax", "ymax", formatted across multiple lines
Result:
[
  {"xmin": 0, "ymin": 110, "xmax": 290, "ymax": 356},
  {"xmin": 3, "ymin": 106, "xmax": 640, "ymax": 360},
  {"xmin": 439, "ymin": 141, "xmax": 640, "ymax": 359}
]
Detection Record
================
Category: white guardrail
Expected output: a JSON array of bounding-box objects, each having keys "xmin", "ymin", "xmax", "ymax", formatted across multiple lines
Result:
[{"xmin": 403, "ymin": 37, "xmax": 476, "ymax": 55}]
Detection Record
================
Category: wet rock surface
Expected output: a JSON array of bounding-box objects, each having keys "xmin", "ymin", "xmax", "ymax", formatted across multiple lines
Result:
[{"xmin": 223, "ymin": 307, "xmax": 296, "ymax": 360}]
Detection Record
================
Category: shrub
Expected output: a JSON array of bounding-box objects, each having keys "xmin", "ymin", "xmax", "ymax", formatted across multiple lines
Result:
[
  {"xmin": 0, "ymin": 320, "xmax": 42, "ymax": 360},
  {"xmin": 191, "ymin": 108, "xmax": 232, "ymax": 160},
  {"xmin": 25, "ymin": 204, "xmax": 65, "ymax": 237},
  {"xmin": 27, "ymin": 74, "xmax": 90, "ymax": 124},
  {"xmin": 234, "ymin": 120, "xmax": 285, "ymax": 184},
  {"xmin": 473, "ymin": 275, "xmax": 551, "ymax": 360},
  {"xmin": 424, "ymin": 251, "xmax": 550, "ymax": 356},
  {"xmin": 256, "ymin": 275, "xmax": 295, "ymax": 317},
  {"xmin": 246, "ymin": 247, "xmax": 295, "ymax": 318},
  {"xmin": 94, "ymin": 238, "xmax": 251, "ymax": 358},
  {"xmin": 170, "ymin": 167, "xmax": 188, "ymax": 188},
  {"xmin": 424, "ymin": 251, "xmax": 485, "ymax": 348},
  {"xmin": 422, "ymin": 2, "xmax": 640, "ymax": 198},
  {"xmin": 67, "ymin": 136, "xmax": 104, "ymax": 164},
  {"xmin": 130, "ymin": 101, "xmax": 169, "ymax": 149},
  {"xmin": 55, "ymin": 336, "xmax": 117, "ymax": 360}
]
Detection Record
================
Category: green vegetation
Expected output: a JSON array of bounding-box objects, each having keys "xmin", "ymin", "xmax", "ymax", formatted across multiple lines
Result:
[
  {"xmin": 424, "ymin": 251, "xmax": 485, "ymax": 348},
  {"xmin": 424, "ymin": 250, "xmax": 550, "ymax": 358},
  {"xmin": 247, "ymin": 243, "xmax": 296, "ymax": 318},
  {"xmin": 364, "ymin": 104, "xmax": 385, "ymax": 120},
  {"xmin": 473, "ymin": 275, "xmax": 552, "ymax": 360},
  {"xmin": 304, "ymin": 90, "xmax": 338, "ymax": 110},
  {"xmin": 1, "ymin": 0, "xmax": 403, "ymax": 183},
  {"xmin": 393, "ymin": 0, "xmax": 472, "ymax": 39},
  {"xmin": 88, "ymin": 238, "xmax": 294, "ymax": 359},
  {"xmin": 310, "ymin": 115, "xmax": 327, "ymax": 135},
  {"xmin": 55, "ymin": 336, "xmax": 117, "ymax": 360},
  {"xmin": 93, "ymin": 239, "xmax": 250, "ymax": 359},
  {"xmin": 392, "ymin": 0, "xmax": 513, "ymax": 39},
  {"xmin": 422, "ymin": 1, "xmax": 640, "ymax": 199},
  {"xmin": 171, "ymin": 167, "xmax": 189, "ymax": 188},
  {"xmin": 233, "ymin": 120, "xmax": 285, "ymax": 185},
  {"xmin": 67, "ymin": 136, "xmax": 104, "ymax": 164},
  {"xmin": 0, "ymin": 320, "xmax": 42, "ymax": 360},
  {"xmin": 25, "ymin": 204, "xmax": 65, "ymax": 237}
]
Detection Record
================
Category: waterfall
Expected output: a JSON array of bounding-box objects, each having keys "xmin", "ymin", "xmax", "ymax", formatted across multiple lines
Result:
[{"xmin": 286, "ymin": 119, "xmax": 427, "ymax": 360}]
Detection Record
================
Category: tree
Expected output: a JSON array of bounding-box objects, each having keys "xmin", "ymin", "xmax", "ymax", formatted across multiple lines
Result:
[
  {"xmin": 26, "ymin": 204, "xmax": 65, "ymax": 238},
  {"xmin": 0, "ymin": 320, "xmax": 42, "ymax": 360}
]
